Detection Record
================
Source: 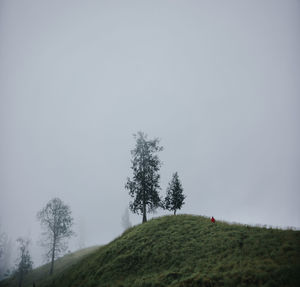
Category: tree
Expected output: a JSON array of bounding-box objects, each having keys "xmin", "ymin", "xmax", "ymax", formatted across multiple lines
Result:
[
  {"xmin": 0, "ymin": 228, "xmax": 13, "ymax": 280},
  {"xmin": 16, "ymin": 237, "xmax": 33, "ymax": 287},
  {"xmin": 0, "ymin": 229, "xmax": 8, "ymax": 279},
  {"xmin": 37, "ymin": 198, "xmax": 74, "ymax": 275},
  {"xmin": 0, "ymin": 230, "xmax": 4, "ymax": 259},
  {"xmin": 125, "ymin": 132, "xmax": 163, "ymax": 223},
  {"xmin": 121, "ymin": 207, "xmax": 132, "ymax": 231},
  {"xmin": 77, "ymin": 217, "xmax": 86, "ymax": 250},
  {"xmin": 164, "ymin": 172, "xmax": 185, "ymax": 215}
]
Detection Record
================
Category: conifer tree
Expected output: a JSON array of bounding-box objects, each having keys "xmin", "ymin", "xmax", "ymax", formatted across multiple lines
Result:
[
  {"xmin": 125, "ymin": 132, "xmax": 163, "ymax": 223},
  {"xmin": 164, "ymin": 172, "xmax": 185, "ymax": 215}
]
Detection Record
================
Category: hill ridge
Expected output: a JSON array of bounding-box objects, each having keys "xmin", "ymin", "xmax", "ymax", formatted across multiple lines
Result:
[{"xmin": 2, "ymin": 214, "xmax": 300, "ymax": 287}]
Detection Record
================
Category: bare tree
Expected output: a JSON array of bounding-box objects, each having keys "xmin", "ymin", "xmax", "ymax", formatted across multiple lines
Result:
[
  {"xmin": 37, "ymin": 198, "xmax": 74, "ymax": 275},
  {"xmin": 16, "ymin": 237, "xmax": 33, "ymax": 287}
]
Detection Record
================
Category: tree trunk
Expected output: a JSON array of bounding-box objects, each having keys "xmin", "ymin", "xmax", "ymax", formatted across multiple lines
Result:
[
  {"xmin": 50, "ymin": 236, "xmax": 56, "ymax": 275},
  {"xmin": 142, "ymin": 186, "xmax": 147, "ymax": 223},
  {"xmin": 142, "ymin": 212, "xmax": 147, "ymax": 223},
  {"xmin": 174, "ymin": 210, "xmax": 176, "ymax": 215},
  {"xmin": 142, "ymin": 203, "xmax": 147, "ymax": 223}
]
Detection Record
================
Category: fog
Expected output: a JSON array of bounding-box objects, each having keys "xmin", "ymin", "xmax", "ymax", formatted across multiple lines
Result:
[{"xmin": 1, "ymin": 0, "xmax": 299, "ymax": 267}]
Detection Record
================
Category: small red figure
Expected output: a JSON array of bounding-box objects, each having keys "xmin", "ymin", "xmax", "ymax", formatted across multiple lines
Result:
[{"xmin": 211, "ymin": 216, "xmax": 215, "ymax": 223}]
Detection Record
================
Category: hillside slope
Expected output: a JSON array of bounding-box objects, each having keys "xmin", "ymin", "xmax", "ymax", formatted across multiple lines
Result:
[
  {"xmin": 0, "ymin": 246, "xmax": 99, "ymax": 287},
  {"xmin": 2, "ymin": 215, "xmax": 300, "ymax": 286}
]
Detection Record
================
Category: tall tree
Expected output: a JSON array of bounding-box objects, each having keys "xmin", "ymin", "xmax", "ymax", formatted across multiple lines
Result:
[
  {"xmin": 37, "ymin": 198, "xmax": 74, "ymax": 275},
  {"xmin": 125, "ymin": 132, "xmax": 163, "ymax": 223},
  {"xmin": 164, "ymin": 172, "xmax": 185, "ymax": 215},
  {"xmin": 16, "ymin": 238, "xmax": 33, "ymax": 287}
]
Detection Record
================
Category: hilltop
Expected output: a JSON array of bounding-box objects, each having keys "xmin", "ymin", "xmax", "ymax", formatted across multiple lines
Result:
[{"xmin": 1, "ymin": 215, "xmax": 300, "ymax": 286}]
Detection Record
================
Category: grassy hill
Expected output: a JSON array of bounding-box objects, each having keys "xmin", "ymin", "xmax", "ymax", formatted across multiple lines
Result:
[
  {"xmin": 0, "ymin": 246, "xmax": 99, "ymax": 287},
  {"xmin": 1, "ymin": 215, "xmax": 300, "ymax": 286}
]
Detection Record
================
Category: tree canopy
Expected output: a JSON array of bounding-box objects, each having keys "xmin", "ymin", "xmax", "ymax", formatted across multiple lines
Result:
[
  {"xmin": 37, "ymin": 198, "xmax": 74, "ymax": 275},
  {"xmin": 164, "ymin": 172, "xmax": 185, "ymax": 215},
  {"xmin": 125, "ymin": 132, "xmax": 163, "ymax": 223}
]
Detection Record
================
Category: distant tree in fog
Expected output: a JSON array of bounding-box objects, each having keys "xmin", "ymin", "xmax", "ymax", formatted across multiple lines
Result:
[
  {"xmin": 164, "ymin": 172, "xmax": 185, "ymax": 215},
  {"xmin": 37, "ymin": 198, "xmax": 74, "ymax": 275},
  {"xmin": 125, "ymin": 132, "xmax": 163, "ymax": 223},
  {"xmin": 0, "ymin": 228, "xmax": 13, "ymax": 280},
  {"xmin": 121, "ymin": 207, "xmax": 132, "ymax": 231},
  {"xmin": 77, "ymin": 218, "xmax": 86, "ymax": 250},
  {"xmin": 16, "ymin": 237, "xmax": 33, "ymax": 287},
  {"xmin": 0, "ymin": 229, "xmax": 7, "ymax": 279},
  {"xmin": 0, "ymin": 230, "xmax": 7, "ymax": 260}
]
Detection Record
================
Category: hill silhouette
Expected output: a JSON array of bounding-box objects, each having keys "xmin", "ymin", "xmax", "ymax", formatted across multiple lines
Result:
[{"xmin": 1, "ymin": 215, "xmax": 300, "ymax": 286}]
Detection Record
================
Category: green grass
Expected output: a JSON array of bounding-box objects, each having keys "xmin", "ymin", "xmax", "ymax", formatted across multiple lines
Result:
[
  {"xmin": 0, "ymin": 245, "xmax": 99, "ymax": 287},
  {"xmin": 1, "ymin": 215, "xmax": 300, "ymax": 286}
]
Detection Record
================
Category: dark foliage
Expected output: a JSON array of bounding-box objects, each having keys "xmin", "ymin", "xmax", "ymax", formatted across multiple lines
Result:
[
  {"xmin": 164, "ymin": 172, "xmax": 185, "ymax": 215},
  {"xmin": 125, "ymin": 132, "xmax": 163, "ymax": 223}
]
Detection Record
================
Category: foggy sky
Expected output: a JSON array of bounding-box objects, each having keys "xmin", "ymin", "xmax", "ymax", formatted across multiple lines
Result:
[{"xmin": 1, "ymin": 0, "xmax": 300, "ymax": 266}]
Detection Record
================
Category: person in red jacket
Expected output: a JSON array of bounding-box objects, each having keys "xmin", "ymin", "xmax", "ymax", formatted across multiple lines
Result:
[{"xmin": 211, "ymin": 216, "xmax": 215, "ymax": 223}]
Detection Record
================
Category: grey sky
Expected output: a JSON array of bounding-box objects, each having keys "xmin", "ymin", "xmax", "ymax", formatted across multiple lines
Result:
[{"xmin": 1, "ymin": 0, "xmax": 300, "ymax": 265}]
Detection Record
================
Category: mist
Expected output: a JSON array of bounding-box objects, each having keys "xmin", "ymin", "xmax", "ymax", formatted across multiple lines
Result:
[{"xmin": 1, "ymin": 0, "xmax": 299, "ymax": 268}]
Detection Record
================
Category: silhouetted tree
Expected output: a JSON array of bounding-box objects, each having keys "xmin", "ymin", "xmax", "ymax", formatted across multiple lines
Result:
[
  {"xmin": 125, "ymin": 132, "xmax": 163, "ymax": 223},
  {"xmin": 37, "ymin": 198, "xmax": 74, "ymax": 275},
  {"xmin": 164, "ymin": 172, "xmax": 185, "ymax": 215},
  {"xmin": 16, "ymin": 237, "xmax": 33, "ymax": 287}
]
